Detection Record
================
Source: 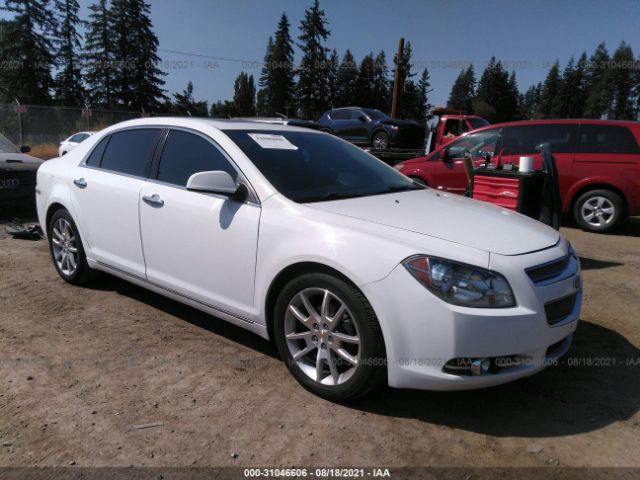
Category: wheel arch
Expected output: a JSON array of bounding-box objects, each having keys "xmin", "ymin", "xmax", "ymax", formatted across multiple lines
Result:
[
  {"xmin": 568, "ymin": 182, "xmax": 628, "ymax": 217},
  {"xmin": 45, "ymin": 202, "xmax": 70, "ymax": 231},
  {"xmin": 264, "ymin": 262, "xmax": 370, "ymax": 343}
]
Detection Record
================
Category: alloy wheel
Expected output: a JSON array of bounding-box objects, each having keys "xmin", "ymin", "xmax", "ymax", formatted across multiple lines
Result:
[
  {"xmin": 581, "ymin": 196, "xmax": 615, "ymax": 228},
  {"xmin": 372, "ymin": 132, "xmax": 389, "ymax": 149},
  {"xmin": 284, "ymin": 287, "xmax": 361, "ymax": 386},
  {"xmin": 51, "ymin": 218, "xmax": 79, "ymax": 276}
]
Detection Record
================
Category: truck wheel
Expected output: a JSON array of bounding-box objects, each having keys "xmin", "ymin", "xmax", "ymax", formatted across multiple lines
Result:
[{"xmin": 573, "ymin": 189, "xmax": 623, "ymax": 233}]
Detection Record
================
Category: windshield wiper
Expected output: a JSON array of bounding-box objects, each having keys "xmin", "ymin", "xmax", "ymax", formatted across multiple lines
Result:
[{"xmin": 297, "ymin": 191, "xmax": 370, "ymax": 203}]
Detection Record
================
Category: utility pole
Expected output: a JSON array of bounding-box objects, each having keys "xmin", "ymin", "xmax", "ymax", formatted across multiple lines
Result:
[{"xmin": 390, "ymin": 37, "xmax": 404, "ymax": 119}]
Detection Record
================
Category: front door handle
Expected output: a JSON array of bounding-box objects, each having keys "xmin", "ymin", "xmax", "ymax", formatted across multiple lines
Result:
[
  {"xmin": 142, "ymin": 194, "xmax": 164, "ymax": 208},
  {"xmin": 73, "ymin": 177, "xmax": 87, "ymax": 188}
]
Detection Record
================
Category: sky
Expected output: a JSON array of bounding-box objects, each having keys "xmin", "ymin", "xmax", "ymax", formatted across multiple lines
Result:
[{"xmin": 6, "ymin": 0, "xmax": 640, "ymax": 110}]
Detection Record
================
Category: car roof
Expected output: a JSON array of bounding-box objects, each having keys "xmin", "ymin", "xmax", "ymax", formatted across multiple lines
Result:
[
  {"xmin": 98, "ymin": 116, "xmax": 321, "ymax": 134},
  {"xmin": 470, "ymin": 118, "xmax": 640, "ymax": 133}
]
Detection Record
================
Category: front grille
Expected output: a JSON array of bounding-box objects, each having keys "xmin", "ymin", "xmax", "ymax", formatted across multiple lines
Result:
[
  {"xmin": 526, "ymin": 255, "xmax": 570, "ymax": 283},
  {"xmin": 545, "ymin": 293, "xmax": 577, "ymax": 326}
]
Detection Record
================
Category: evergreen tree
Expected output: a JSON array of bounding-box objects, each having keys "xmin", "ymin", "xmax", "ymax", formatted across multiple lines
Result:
[
  {"xmin": 555, "ymin": 55, "xmax": 587, "ymax": 118},
  {"xmin": 519, "ymin": 82, "xmax": 543, "ymax": 119},
  {"xmin": 447, "ymin": 65, "xmax": 475, "ymax": 114},
  {"xmin": 172, "ymin": 81, "xmax": 208, "ymax": 117},
  {"xmin": 326, "ymin": 49, "xmax": 339, "ymax": 109},
  {"xmin": 538, "ymin": 61, "xmax": 562, "ymax": 118},
  {"xmin": 269, "ymin": 13, "xmax": 295, "ymax": 116},
  {"xmin": 296, "ymin": 0, "xmax": 330, "ymax": 119},
  {"xmin": 257, "ymin": 36, "xmax": 274, "ymax": 115},
  {"xmin": 210, "ymin": 100, "xmax": 236, "ymax": 118},
  {"xmin": 474, "ymin": 57, "xmax": 518, "ymax": 122},
  {"xmin": 233, "ymin": 72, "xmax": 256, "ymax": 116},
  {"xmin": 0, "ymin": 19, "xmax": 21, "ymax": 102},
  {"xmin": 415, "ymin": 67, "xmax": 432, "ymax": 124},
  {"xmin": 84, "ymin": 0, "xmax": 114, "ymax": 107},
  {"xmin": 608, "ymin": 42, "xmax": 636, "ymax": 119},
  {"xmin": 393, "ymin": 41, "xmax": 416, "ymax": 118},
  {"xmin": 371, "ymin": 51, "xmax": 389, "ymax": 111},
  {"xmin": 53, "ymin": 0, "xmax": 84, "ymax": 106},
  {"xmin": 355, "ymin": 52, "xmax": 375, "ymax": 107},
  {"xmin": 335, "ymin": 49, "xmax": 358, "ymax": 107},
  {"xmin": 111, "ymin": 0, "xmax": 166, "ymax": 110},
  {"xmin": 1, "ymin": 0, "xmax": 57, "ymax": 104},
  {"xmin": 583, "ymin": 43, "xmax": 613, "ymax": 118}
]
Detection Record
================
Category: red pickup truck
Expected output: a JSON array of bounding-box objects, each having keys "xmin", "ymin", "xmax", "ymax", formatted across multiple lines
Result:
[
  {"xmin": 425, "ymin": 108, "xmax": 489, "ymax": 153},
  {"xmin": 395, "ymin": 119, "xmax": 640, "ymax": 233}
]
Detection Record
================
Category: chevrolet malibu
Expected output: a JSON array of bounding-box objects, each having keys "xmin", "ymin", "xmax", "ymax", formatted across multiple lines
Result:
[{"xmin": 36, "ymin": 118, "xmax": 582, "ymax": 401}]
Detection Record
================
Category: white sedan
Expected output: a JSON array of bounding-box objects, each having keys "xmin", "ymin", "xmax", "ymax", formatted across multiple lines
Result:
[
  {"xmin": 58, "ymin": 131, "xmax": 95, "ymax": 156},
  {"xmin": 36, "ymin": 118, "xmax": 582, "ymax": 401}
]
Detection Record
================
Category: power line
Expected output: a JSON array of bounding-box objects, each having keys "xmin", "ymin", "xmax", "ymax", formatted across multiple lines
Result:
[{"xmin": 158, "ymin": 48, "xmax": 262, "ymax": 65}]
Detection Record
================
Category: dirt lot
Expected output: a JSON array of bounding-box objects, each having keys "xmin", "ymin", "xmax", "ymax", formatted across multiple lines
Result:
[{"xmin": 1, "ymin": 215, "xmax": 639, "ymax": 471}]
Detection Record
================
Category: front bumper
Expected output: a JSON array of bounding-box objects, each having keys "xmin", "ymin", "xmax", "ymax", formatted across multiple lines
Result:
[{"xmin": 362, "ymin": 239, "xmax": 581, "ymax": 390}]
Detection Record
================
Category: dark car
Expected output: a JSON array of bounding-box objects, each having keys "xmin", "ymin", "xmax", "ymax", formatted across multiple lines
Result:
[
  {"xmin": 0, "ymin": 133, "xmax": 43, "ymax": 213},
  {"xmin": 318, "ymin": 107, "xmax": 425, "ymax": 150}
]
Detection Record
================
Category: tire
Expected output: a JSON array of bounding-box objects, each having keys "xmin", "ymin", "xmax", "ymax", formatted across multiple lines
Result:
[
  {"xmin": 273, "ymin": 273, "xmax": 386, "ymax": 401},
  {"xmin": 410, "ymin": 176, "xmax": 427, "ymax": 187},
  {"xmin": 47, "ymin": 208, "xmax": 94, "ymax": 285},
  {"xmin": 572, "ymin": 189, "xmax": 624, "ymax": 233},
  {"xmin": 371, "ymin": 131, "xmax": 390, "ymax": 150}
]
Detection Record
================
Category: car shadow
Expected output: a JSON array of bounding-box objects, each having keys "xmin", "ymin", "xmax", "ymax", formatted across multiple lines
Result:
[
  {"xmin": 563, "ymin": 216, "xmax": 640, "ymax": 238},
  {"xmin": 85, "ymin": 273, "xmax": 279, "ymax": 360},
  {"xmin": 349, "ymin": 320, "xmax": 640, "ymax": 437},
  {"xmin": 579, "ymin": 257, "xmax": 624, "ymax": 270}
]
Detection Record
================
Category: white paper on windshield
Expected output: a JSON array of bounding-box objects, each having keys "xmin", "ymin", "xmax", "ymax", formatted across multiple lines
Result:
[{"xmin": 248, "ymin": 133, "xmax": 298, "ymax": 150}]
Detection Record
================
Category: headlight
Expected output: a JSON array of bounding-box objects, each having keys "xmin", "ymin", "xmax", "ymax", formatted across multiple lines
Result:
[
  {"xmin": 403, "ymin": 256, "xmax": 516, "ymax": 308},
  {"xmin": 388, "ymin": 125, "xmax": 399, "ymax": 130}
]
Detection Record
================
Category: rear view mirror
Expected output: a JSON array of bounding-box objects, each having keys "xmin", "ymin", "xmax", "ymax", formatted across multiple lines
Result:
[
  {"xmin": 186, "ymin": 170, "xmax": 248, "ymax": 202},
  {"xmin": 20, "ymin": 145, "xmax": 31, "ymax": 153}
]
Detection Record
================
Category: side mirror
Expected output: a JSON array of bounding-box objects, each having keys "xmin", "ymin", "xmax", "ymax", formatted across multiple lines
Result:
[
  {"xmin": 357, "ymin": 115, "xmax": 368, "ymax": 122},
  {"xmin": 443, "ymin": 146, "xmax": 468, "ymax": 162},
  {"xmin": 186, "ymin": 170, "xmax": 248, "ymax": 202},
  {"xmin": 20, "ymin": 145, "xmax": 31, "ymax": 153}
]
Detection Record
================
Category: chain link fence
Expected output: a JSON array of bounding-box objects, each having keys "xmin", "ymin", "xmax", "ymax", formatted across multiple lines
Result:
[{"xmin": 0, "ymin": 103, "xmax": 152, "ymax": 147}]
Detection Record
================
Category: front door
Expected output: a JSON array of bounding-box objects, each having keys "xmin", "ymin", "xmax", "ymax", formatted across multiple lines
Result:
[{"xmin": 138, "ymin": 129, "xmax": 260, "ymax": 315}]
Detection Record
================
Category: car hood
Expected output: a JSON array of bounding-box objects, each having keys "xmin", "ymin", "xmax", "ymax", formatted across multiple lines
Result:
[
  {"xmin": 307, "ymin": 189, "xmax": 560, "ymax": 256},
  {"xmin": 0, "ymin": 153, "xmax": 44, "ymax": 170},
  {"xmin": 380, "ymin": 118, "xmax": 422, "ymax": 128}
]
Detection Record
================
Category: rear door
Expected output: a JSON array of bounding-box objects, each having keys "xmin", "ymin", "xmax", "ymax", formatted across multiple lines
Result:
[
  {"xmin": 70, "ymin": 128, "xmax": 163, "ymax": 278},
  {"xmin": 138, "ymin": 129, "xmax": 260, "ymax": 314}
]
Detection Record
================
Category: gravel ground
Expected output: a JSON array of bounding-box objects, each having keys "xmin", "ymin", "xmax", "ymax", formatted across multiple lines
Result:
[{"xmin": 0, "ymin": 215, "xmax": 639, "ymax": 471}]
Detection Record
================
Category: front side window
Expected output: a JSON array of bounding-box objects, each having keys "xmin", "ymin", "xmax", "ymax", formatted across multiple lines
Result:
[
  {"xmin": 578, "ymin": 124, "xmax": 640, "ymax": 154},
  {"xmin": 330, "ymin": 110, "xmax": 349, "ymax": 120},
  {"xmin": 100, "ymin": 129, "xmax": 161, "ymax": 176},
  {"xmin": 442, "ymin": 129, "xmax": 500, "ymax": 159},
  {"xmin": 156, "ymin": 130, "xmax": 235, "ymax": 186},
  {"xmin": 224, "ymin": 129, "xmax": 419, "ymax": 203},
  {"xmin": 500, "ymin": 124, "xmax": 577, "ymax": 154}
]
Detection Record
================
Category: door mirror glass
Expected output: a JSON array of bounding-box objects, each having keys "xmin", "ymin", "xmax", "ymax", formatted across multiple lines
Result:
[
  {"xmin": 357, "ymin": 114, "xmax": 368, "ymax": 122},
  {"xmin": 186, "ymin": 170, "xmax": 247, "ymax": 201},
  {"xmin": 20, "ymin": 145, "xmax": 31, "ymax": 153},
  {"xmin": 443, "ymin": 146, "xmax": 468, "ymax": 161}
]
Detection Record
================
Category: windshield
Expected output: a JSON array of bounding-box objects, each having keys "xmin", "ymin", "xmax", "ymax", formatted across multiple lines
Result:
[
  {"xmin": 468, "ymin": 118, "xmax": 490, "ymax": 130},
  {"xmin": 362, "ymin": 109, "xmax": 389, "ymax": 121},
  {"xmin": 224, "ymin": 130, "xmax": 421, "ymax": 203},
  {"xmin": 0, "ymin": 133, "xmax": 19, "ymax": 153}
]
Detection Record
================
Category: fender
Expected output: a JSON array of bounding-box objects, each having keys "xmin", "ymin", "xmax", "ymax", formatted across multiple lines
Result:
[{"xmin": 563, "ymin": 176, "xmax": 632, "ymax": 212}]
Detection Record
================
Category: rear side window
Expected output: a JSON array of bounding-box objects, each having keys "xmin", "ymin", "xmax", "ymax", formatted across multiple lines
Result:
[
  {"xmin": 85, "ymin": 137, "xmax": 109, "ymax": 167},
  {"xmin": 100, "ymin": 129, "xmax": 161, "ymax": 176},
  {"xmin": 578, "ymin": 124, "xmax": 640, "ymax": 154},
  {"xmin": 71, "ymin": 133, "xmax": 89, "ymax": 143},
  {"xmin": 156, "ymin": 130, "xmax": 235, "ymax": 186},
  {"xmin": 330, "ymin": 110, "xmax": 350, "ymax": 120},
  {"xmin": 500, "ymin": 124, "xmax": 577, "ymax": 154}
]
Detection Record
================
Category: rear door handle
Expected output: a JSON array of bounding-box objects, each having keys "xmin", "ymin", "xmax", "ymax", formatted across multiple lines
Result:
[
  {"xmin": 73, "ymin": 178, "xmax": 87, "ymax": 188},
  {"xmin": 142, "ymin": 194, "xmax": 164, "ymax": 207}
]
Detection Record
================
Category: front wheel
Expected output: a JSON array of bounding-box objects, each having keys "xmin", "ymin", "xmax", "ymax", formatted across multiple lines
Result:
[
  {"xmin": 371, "ymin": 131, "xmax": 390, "ymax": 150},
  {"xmin": 572, "ymin": 189, "xmax": 623, "ymax": 233},
  {"xmin": 273, "ymin": 273, "xmax": 386, "ymax": 401}
]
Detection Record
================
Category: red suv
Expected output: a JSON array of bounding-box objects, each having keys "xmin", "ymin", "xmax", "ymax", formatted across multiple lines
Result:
[{"xmin": 395, "ymin": 120, "xmax": 640, "ymax": 233}]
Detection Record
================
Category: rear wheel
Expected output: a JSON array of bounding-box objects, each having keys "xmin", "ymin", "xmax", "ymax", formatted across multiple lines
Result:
[
  {"xmin": 573, "ymin": 189, "xmax": 623, "ymax": 233},
  {"xmin": 273, "ymin": 273, "xmax": 386, "ymax": 401},
  {"xmin": 48, "ymin": 209, "xmax": 93, "ymax": 285}
]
